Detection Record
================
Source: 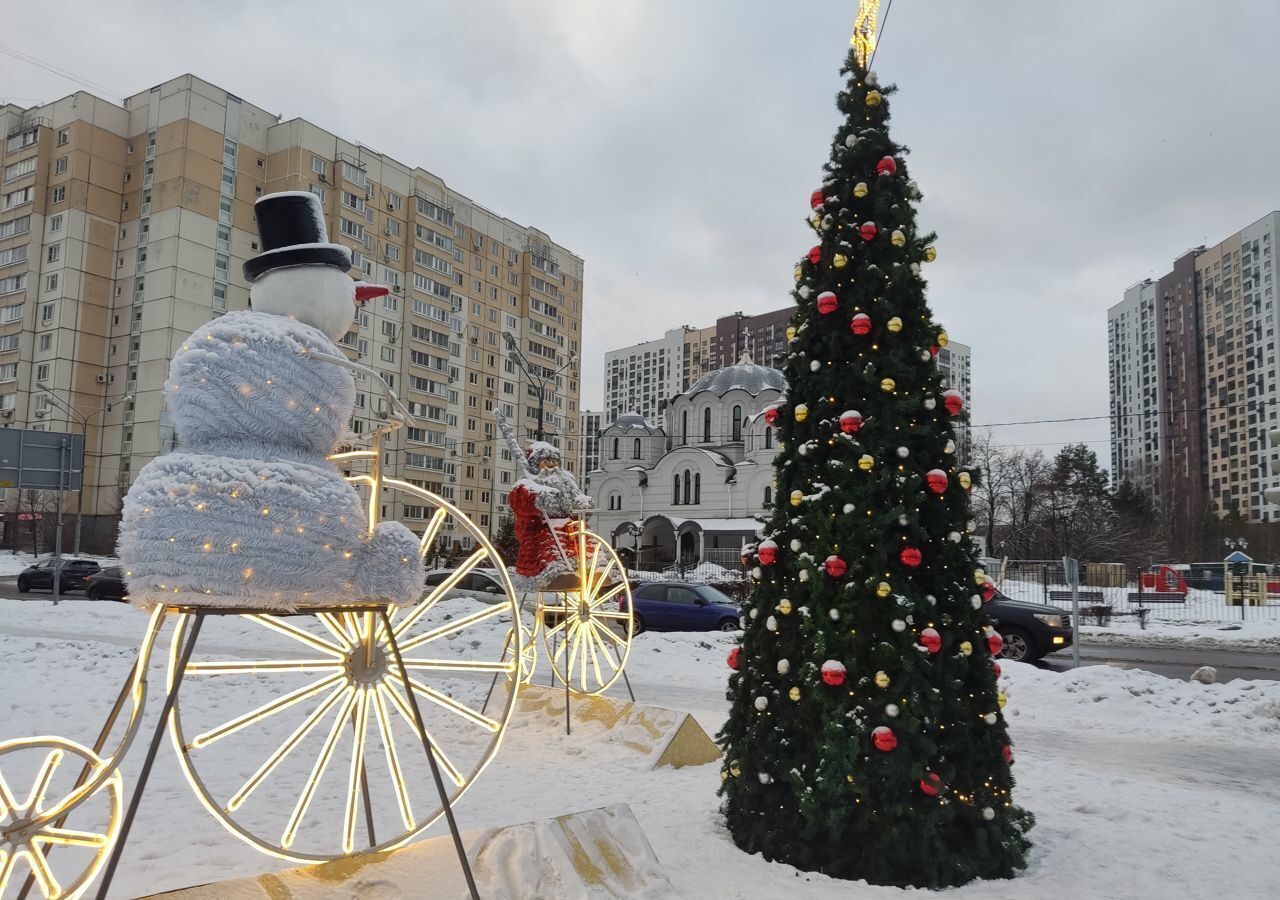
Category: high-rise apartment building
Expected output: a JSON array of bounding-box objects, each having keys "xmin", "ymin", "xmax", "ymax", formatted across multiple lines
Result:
[
  {"xmin": 579, "ymin": 409, "xmax": 602, "ymax": 486},
  {"xmin": 0, "ymin": 75, "xmax": 584, "ymax": 551},
  {"xmin": 1108, "ymin": 211, "xmax": 1280, "ymax": 523},
  {"xmin": 602, "ymin": 304, "xmax": 971, "ymax": 435}
]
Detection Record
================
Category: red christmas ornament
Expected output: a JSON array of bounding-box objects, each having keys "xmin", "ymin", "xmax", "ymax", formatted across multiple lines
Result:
[
  {"xmin": 816, "ymin": 291, "xmax": 839, "ymax": 314},
  {"xmin": 980, "ymin": 579, "xmax": 997, "ymax": 601},
  {"xmin": 876, "ymin": 156, "xmax": 898, "ymax": 177},
  {"xmin": 871, "ymin": 726, "xmax": 897, "ymax": 752},
  {"xmin": 850, "ymin": 313, "xmax": 872, "ymax": 335},
  {"xmin": 859, "ymin": 221, "xmax": 878, "ymax": 242},
  {"xmin": 992, "ymin": 661, "xmax": 1002, "ymax": 678},
  {"xmin": 899, "ymin": 547, "xmax": 922, "ymax": 568},
  {"xmin": 942, "ymin": 389, "xmax": 965, "ymax": 415},
  {"xmin": 821, "ymin": 659, "xmax": 847, "ymax": 686},
  {"xmin": 824, "ymin": 555, "xmax": 847, "ymax": 577},
  {"xmin": 987, "ymin": 630, "xmax": 1004, "ymax": 656},
  {"xmin": 839, "ymin": 410, "xmax": 864, "ymax": 434},
  {"xmin": 810, "ymin": 188, "xmax": 825, "ymax": 210},
  {"xmin": 808, "ymin": 245, "xmax": 822, "ymax": 264},
  {"xmin": 1001, "ymin": 744, "xmax": 1014, "ymax": 765},
  {"xmin": 929, "ymin": 344, "xmax": 941, "ymax": 357},
  {"xmin": 919, "ymin": 627, "xmax": 942, "ymax": 654},
  {"xmin": 764, "ymin": 407, "xmax": 780, "ymax": 426},
  {"xmin": 728, "ymin": 646, "xmax": 742, "ymax": 671},
  {"xmin": 925, "ymin": 469, "xmax": 949, "ymax": 495},
  {"xmin": 757, "ymin": 539, "xmax": 779, "ymax": 566},
  {"xmin": 919, "ymin": 772, "xmax": 943, "ymax": 796}
]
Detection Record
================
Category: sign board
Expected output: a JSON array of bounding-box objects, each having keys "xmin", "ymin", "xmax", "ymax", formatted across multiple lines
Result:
[
  {"xmin": 0, "ymin": 429, "xmax": 84, "ymax": 491},
  {"xmin": 1061, "ymin": 556, "xmax": 1080, "ymax": 588}
]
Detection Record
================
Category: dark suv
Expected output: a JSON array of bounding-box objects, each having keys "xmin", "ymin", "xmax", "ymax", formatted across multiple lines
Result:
[
  {"xmin": 16, "ymin": 558, "xmax": 102, "ymax": 594},
  {"xmin": 85, "ymin": 566, "xmax": 129, "ymax": 602},
  {"xmin": 987, "ymin": 593, "xmax": 1073, "ymax": 662}
]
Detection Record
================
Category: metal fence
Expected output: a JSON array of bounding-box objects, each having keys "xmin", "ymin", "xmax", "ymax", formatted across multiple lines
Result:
[{"xmin": 987, "ymin": 559, "xmax": 1280, "ymax": 625}]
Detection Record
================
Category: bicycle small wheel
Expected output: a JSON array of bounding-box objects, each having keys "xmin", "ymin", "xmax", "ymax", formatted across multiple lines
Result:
[
  {"xmin": 0, "ymin": 737, "xmax": 123, "ymax": 900},
  {"xmin": 540, "ymin": 528, "xmax": 634, "ymax": 695}
]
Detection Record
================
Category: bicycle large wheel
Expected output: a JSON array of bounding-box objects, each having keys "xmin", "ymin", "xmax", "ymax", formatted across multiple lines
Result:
[
  {"xmin": 540, "ymin": 527, "xmax": 634, "ymax": 695},
  {"xmin": 167, "ymin": 483, "xmax": 522, "ymax": 863}
]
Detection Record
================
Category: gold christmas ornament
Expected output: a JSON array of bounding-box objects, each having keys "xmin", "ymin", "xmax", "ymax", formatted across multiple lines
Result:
[
  {"xmin": 998, "ymin": 692, "xmax": 1008, "ymax": 709},
  {"xmin": 794, "ymin": 266, "xmax": 803, "ymax": 282},
  {"xmin": 959, "ymin": 640, "xmax": 973, "ymax": 656},
  {"xmin": 875, "ymin": 581, "xmax": 892, "ymax": 597},
  {"xmin": 786, "ymin": 326, "xmax": 797, "ymax": 341},
  {"xmin": 958, "ymin": 471, "xmax": 972, "ymax": 490},
  {"xmin": 731, "ymin": 765, "xmax": 742, "ymax": 777},
  {"xmin": 789, "ymin": 686, "xmax": 802, "ymax": 702},
  {"xmin": 880, "ymin": 377, "xmax": 896, "ymax": 392},
  {"xmin": 874, "ymin": 670, "xmax": 891, "ymax": 689},
  {"xmin": 866, "ymin": 90, "xmax": 883, "ymax": 107},
  {"xmin": 778, "ymin": 598, "xmax": 793, "ymax": 615},
  {"xmin": 853, "ymin": 181, "xmax": 869, "ymax": 199},
  {"xmin": 809, "ymin": 214, "xmax": 821, "ymax": 229},
  {"xmin": 891, "ymin": 229, "xmax": 906, "ymax": 247},
  {"xmin": 790, "ymin": 490, "xmax": 804, "ymax": 507},
  {"xmin": 937, "ymin": 330, "xmax": 950, "ymax": 348},
  {"xmin": 924, "ymin": 246, "xmax": 937, "ymax": 262},
  {"xmin": 974, "ymin": 569, "xmax": 987, "ymax": 584},
  {"xmin": 858, "ymin": 454, "xmax": 875, "ymax": 471},
  {"xmin": 886, "ymin": 316, "xmax": 903, "ymax": 333},
  {"xmin": 795, "ymin": 403, "xmax": 809, "ymax": 423},
  {"xmin": 833, "ymin": 252, "xmax": 849, "ymax": 268}
]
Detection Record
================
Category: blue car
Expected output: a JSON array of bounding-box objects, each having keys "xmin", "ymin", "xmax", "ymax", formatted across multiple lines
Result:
[{"xmin": 623, "ymin": 581, "xmax": 740, "ymax": 633}]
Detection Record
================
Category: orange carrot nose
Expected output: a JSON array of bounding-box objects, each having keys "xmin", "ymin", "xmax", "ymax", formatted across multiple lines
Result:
[{"xmin": 354, "ymin": 282, "xmax": 391, "ymax": 304}]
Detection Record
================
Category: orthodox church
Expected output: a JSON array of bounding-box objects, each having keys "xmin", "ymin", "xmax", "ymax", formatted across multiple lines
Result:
[{"xmin": 588, "ymin": 357, "xmax": 785, "ymax": 566}]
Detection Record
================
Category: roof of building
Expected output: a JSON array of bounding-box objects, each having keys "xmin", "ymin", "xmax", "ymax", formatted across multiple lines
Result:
[
  {"xmin": 683, "ymin": 362, "xmax": 786, "ymax": 400},
  {"xmin": 607, "ymin": 412, "xmax": 662, "ymax": 433}
]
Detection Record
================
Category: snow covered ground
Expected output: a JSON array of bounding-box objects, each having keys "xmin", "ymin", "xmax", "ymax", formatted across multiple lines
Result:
[{"xmin": 2, "ymin": 596, "xmax": 1279, "ymax": 899}]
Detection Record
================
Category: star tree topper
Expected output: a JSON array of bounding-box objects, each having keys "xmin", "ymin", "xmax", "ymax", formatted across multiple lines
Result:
[{"xmin": 852, "ymin": 0, "xmax": 880, "ymax": 68}]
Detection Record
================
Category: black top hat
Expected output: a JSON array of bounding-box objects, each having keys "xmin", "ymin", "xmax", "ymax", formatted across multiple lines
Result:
[{"xmin": 243, "ymin": 192, "xmax": 353, "ymax": 283}]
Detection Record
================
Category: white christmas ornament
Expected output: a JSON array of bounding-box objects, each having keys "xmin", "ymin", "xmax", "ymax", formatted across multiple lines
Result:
[
  {"xmin": 982, "ymin": 807, "xmax": 996, "ymax": 821},
  {"xmin": 766, "ymin": 615, "xmax": 778, "ymax": 632},
  {"xmin": 749, "ymin": 608, "xmax": 759, "ymax": 620},
  {"xmin": 845, "ymin": 134, "xmax": 858, "ymax": 148},
  {"xmin": 828, "ymin": 608, "xmax": 840, "ymax": 621},
  {"xmin": 790, "ymin": 539, "xmax": 803, "ymax": 552},
  {"xmin": 897, "ymin": 446, "xmax": 909, "ymax": 458},
  {"xmin": 898, "ymin": 514, "xmax": 908, "ymax": 526},
  {"xmin": 799, "ymin": 569, "xmax": 810, "ymax": 582},
  {"xmin": 739, "ymin": 616, "xmax": 747, "ymax": 629},
  {"xmin": 949, "ymin": 531, "xmax": 962, "ymax": 542},
  {"xmin": 798, "ymin": 285, "xmax": 812, "ymax": 299},
  {"xmin": 920, "ymin": 349, "xmax": 932, "ymax": 361},
  {"xmin": 754, "ymin": 696, "xmax": 769, "ymax": 711},
  {"xmin": 971, "ymin": 596, "xmax": 982, "ymax": 609},
  {"xmin": 925, "ymin": 594, "xmax": 937, "ymax": 605},
  {"xmin": 751, "ymin": 567, "xmax": 763, "ymax": 579},
  {"xmin": 844, "ymin": 503, "xmax": 856, "ymax": 514},
  {"xmin": 984, "ymin": 712, "xmax": 998, "ymax": 724},
  {"xmin": 945, "ymin": 439, "xmax": 957, "ymax": 454},
  {"xmin": 885, "ymin": 703, "xmax": 900, "ymax": 717},
  {"xmin": 777, "ymin": 659, "xmax": 791, "ymax": 675},
  {"xmin": 891, "ymin": 619, "xmax": 906, "ymax": 632},
  {"xmin": 758, "ymin": 772, "xmax": 772, "ymax": 784},
  {"xmin": 910, "ymin": 263, "xmax": 921, "ymax": 276},
  {"xmin": 923, "ymin": 397, "xmax": 936, "ymax": 411},
  {"xmin": 810, "ymin": 360, "xmax": 822, "ymax": 372}
]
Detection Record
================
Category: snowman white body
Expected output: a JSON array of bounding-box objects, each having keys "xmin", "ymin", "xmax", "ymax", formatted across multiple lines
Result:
[{"xmin": 117, "ymin": 303, "xmax": 424, "ymax": 611}]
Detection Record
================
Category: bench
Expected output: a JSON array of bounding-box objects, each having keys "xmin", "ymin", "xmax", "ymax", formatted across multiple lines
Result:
[
  {"xmin": 1127, "ymin": 592, "xmax": 1186, "ymax": 604},
  {"xmin": 1046, "ymin": 590, "xmax": 1157, "ymax": 628}
]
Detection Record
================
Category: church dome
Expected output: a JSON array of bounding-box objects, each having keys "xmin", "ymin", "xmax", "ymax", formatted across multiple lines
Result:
[{"xmin": 684, "ymin": 362, "xmax": 786, "ymax": 399}]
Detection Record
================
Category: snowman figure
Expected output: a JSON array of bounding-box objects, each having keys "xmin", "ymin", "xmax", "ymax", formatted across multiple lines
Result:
[{"xmin": 118, "ymin": 192, "xmax": 424, "ymax": 611}]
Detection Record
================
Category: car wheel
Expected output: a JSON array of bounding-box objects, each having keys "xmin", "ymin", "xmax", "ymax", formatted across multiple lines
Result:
[
  {"xmin": 632, "ymin": 614, "xmax": 646, "ymax": 635},
  {"xmin": 17, "ymin": 577, "xmax": 29, "ymax": 593},
  {"xmin": 86, "ymin": 586, "xmax": 100, "ymax": 602},
  {"xmin": 999, "ymin": 627, "xmax": 1037, "ymax": 663},
  {"xmin": 718, "ymin": 618, "xmax": 739, "ymax": 632}
]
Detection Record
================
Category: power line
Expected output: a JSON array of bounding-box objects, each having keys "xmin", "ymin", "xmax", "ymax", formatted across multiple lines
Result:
[{"xmin": 0, "ymin": 43, "xmax": 124, "ymax": 102}]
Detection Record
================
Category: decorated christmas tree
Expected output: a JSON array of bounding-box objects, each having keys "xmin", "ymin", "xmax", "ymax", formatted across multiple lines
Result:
[{"xmin": 718, "ymin": 19, "xmax": 1033, "ymax": 889}]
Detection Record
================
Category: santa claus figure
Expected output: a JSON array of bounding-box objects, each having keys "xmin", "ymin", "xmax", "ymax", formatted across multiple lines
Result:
[{"xmin": 508, "ymin": 442, "xmax": 594, "ymax": 591}]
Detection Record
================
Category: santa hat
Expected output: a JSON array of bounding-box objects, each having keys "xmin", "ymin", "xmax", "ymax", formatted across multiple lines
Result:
[
  {"xmin": 243, "ymin": 192, "xmax": 353, "ymax": 283},
  {"xmin": 527, "ymin": 441, "xmax": 562, "ymax": 465}
]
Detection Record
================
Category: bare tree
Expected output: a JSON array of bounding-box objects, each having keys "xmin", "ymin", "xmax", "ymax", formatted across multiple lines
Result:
[{"xmin": 967, "ymin": 429, "xmax": 1010, "ymax": 555}]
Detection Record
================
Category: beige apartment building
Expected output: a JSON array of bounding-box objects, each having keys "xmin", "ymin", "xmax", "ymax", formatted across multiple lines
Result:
[{"xmin": 0, "ymin": 75, "xmax": 584, "ymax": 553}]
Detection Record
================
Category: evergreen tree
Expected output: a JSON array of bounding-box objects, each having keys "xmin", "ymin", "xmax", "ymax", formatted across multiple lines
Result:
[{"xmin": 718, "ymin": 47, "xmax": 1032, "ymax": 887}]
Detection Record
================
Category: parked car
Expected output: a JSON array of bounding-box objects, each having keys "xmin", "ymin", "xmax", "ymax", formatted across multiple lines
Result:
[
  {"xmin": 423, "ymin": 568, "xmax": 508, "ymax": 601},
  {"xmin": 987, "ymin": 593, "xmax": 1072, "ymax": 662},
  {"xmin": 621, "ymin": 581, "xmax": 740, "ymax": 633},
  {"xmin": 16, "ymin": 558, "xmax": 102, "ymax": 594},
  {"xmin": 85, "ymin": 566, "xmax": 129, "ymax": 602}
]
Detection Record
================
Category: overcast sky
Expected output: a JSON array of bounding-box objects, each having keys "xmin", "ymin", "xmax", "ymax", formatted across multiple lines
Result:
[{"xmin": 5, "ymin": 0, "xmax": 1280, "ymax": 468}]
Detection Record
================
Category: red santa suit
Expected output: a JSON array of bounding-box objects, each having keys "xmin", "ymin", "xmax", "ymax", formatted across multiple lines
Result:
[{"xmin": 508, "ymin": 443, "xmax": 595, "ymax": 590}]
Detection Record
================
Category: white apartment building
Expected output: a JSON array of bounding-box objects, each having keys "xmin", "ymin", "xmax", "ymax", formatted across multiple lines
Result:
[
  {"xmin": 1108, "ymin": 279, "xmax": 1163, "ymax": 492},
  {"xmin": 603, "ymin": 327, "xmax": 686, "ymax": 428}
]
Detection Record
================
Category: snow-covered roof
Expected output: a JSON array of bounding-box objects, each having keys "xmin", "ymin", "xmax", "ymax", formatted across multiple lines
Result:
[
  {"xmin": 605, "ymin": 412, "xmax": 662, "ymax": 434},
  {"xmin": 683, "ymin": 363, "xmax": 786, "ymax": 399}
]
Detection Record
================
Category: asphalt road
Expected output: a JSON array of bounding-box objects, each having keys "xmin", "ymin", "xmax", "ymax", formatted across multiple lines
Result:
[{"xmin": 1, "ymin": 575, "xmax": 1277, "ymax": 682}]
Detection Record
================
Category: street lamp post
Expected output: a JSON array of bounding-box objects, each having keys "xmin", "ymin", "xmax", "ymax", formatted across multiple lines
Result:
[
  {"xmin": 38, "ymin": 386, "xmax": 133, "ymax": 556},
  {"xmin": 502, "ymin": 332, "xmax": 576, "ymax": 445}
]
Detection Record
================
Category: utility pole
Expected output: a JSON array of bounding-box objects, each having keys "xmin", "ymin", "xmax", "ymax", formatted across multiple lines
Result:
[{"xmin": 502, "ymin": 332, "xmax": 575, "ymax": 446}]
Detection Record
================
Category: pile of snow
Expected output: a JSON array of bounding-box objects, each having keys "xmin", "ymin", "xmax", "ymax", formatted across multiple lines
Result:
[
  {"xmin": 1081, "ymin": 618, "xmax": 1280, "ymax": 652},
  {"xmin": 628, "ymin": 562, "xmax": 746, "ymax": 585}
]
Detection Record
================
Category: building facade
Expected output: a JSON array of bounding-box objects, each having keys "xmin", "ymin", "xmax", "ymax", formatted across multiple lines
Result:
[
  {"xmin": 603, "ymin": 326, "xmax": 685, "ymax": 428},
  {"xmin": 589, "ymin": 361, "xmax": 784, "ymax": 565},
  {"xmin": 579, "ymin": 409, "xmax": 602, "ymax": 487},
  {"xmin": 0, "ymin": 75, "xmax": 584, "ymax": 551},
  {"xmin": 1107, "ymin": 210, "xmax": 1280, "ymax": 523}
]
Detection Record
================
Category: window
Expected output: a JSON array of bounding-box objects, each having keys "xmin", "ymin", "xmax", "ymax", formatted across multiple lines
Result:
[
  {"xmin": 341, "ymin": 161, "xmax": 365, "ymax": 185},
  {"xmin": 3, "ymin": 158, "xmax": 37, "ymax": 182},
  {"xmin": 694, "ymin": 472, "xmax": 701, "ymax": 504},
  {"xmin": 309, "ymin": 184, "xmax": 326, "ymax": 201},
  {"xmin": 381, "ymin": 346, "xmax": 395, "ymax": 363},
  {"xmin": 47, "ymin": 244, "xmax": 60, "ymax": 263},
  {"xmin": 0, "ymin": 245, "xmax": 26, "ymax": 267},
  {"xmin": 732, "ymin": 405, "xmax": 742, "ymax": 441},
  {"xmin": 38, "ymin": 333, "xmax": 51, "ymax": 351},
  {"xmin": 0, "ymin": 274, "xmax": 27, "ymax": 295},
  {"xmin": 683, "ymin": 468, "xmax": 692, "ymax": 505},
  {"xmin": 54, "ymin": 156, "xmax": 68, "ymax": 175},
  {"xmin": 0, "ymin": 216, "xmax": 30, "ymax": 239},
  {"xmin": 386, "ymin": 192, "xmax": 402, "ymax": 211},
  {"xmin": 35, "ymin": 363, "xmax": 49, "ymax": 382},
  {"xmin": 612, "ymin": 438, "xmax": 619, "ymax": 459},
  {"xmin": 3, "ymin": 187, "xmax": 33, "ymax": 209},
  {"xmin": 0, "ymin": 334, "xmax": 18, "ymax": 352},
  {"xmin": 702, "ymin": 408, "xmax": 711, "ymax": 443},
  {"xmin": 764, "ymin": 486, "xmax": 772, "ymax": 506},
  {"xmin": 765, "ymin": 427, "xmax": 773, "ymax": 449},
  {"xmin": 311, "ymin": 156, "xmax": 327, "ymax": 176},
  {"xmin": 51, "ymin": 186, "xmax": 65, "ymax": 204},
  {"xmin": 673, "ymin": 473, "xmax": 681, "ymax": 504},
  {"xmin": 57, "ymin": 128, "xmax": 69, "ymax": 146},
  {"xmin": 48, "ymin": 214, "xmax": 62, "ymax": 233},
  {"xmin": 340, "ymin": 218, "xmax": 364, "ymax": 240},
  {"xmin": 341, "ymin": 190, "xmax": 365, "ymax": 212},
  {"xmin": 44, "ymin": 274, "xmax": 57, "ymax": 292},
  {"xmin": 1, "ymin": 303, "xmax": 20, "ymax": 321}
]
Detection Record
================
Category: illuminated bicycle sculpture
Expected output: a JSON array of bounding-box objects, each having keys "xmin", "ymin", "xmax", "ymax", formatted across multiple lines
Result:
[{"xmin": 0, "ymin": 357, "xmax": 523, "ymax": 900}]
